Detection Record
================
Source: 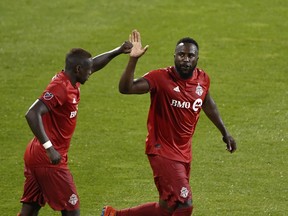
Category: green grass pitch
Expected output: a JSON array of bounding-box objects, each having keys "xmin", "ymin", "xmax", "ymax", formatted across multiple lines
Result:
[{"xmin": 0, "ymin": 0, "xmax": 287, "ymax": 215}]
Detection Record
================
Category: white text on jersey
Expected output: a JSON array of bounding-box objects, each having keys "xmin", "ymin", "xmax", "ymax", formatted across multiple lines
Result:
[
  {"xmin": 70, "ymin": 111, "xmax": 77, "ymax": 118},
  {"xmin": 171, "ymin": 98, "xmax": 203, "ymax": 112}
]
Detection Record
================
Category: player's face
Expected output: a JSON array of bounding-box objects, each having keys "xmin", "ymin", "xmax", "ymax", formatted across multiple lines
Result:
[
  {"xmin": 76, "ymin": 58, "xmax": 92, "ymax": 84},
  {"xmin": 174, "ymin": 43, "xmax": 199, "ymax": 79}
]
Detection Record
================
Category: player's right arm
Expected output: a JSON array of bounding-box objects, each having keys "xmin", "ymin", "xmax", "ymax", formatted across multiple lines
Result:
[
  {"xmin": 119, "ymin": 30, "xmax": 149, "ymax": 94},
  {"xmin": 25, "ymin": 99, "xmax": 61, "ymax": 164},
  {"xmin": 91, "ymin": 41, "xmax": 132, "ymax": 73}
]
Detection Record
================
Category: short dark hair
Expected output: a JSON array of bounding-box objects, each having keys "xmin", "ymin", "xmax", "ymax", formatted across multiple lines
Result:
[
  {"xmin": 176, "ymin": 37, "xmax": 199, "ymax": 51},
  {"xmin": 65, "ymin": 48, "xmax": 92, "ymax": 71}
]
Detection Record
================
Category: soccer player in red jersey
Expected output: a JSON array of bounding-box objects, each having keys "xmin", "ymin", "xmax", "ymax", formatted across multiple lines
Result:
[
  {"xmin": 17, "ymin": 41, "xmax": 132, "ymax": 216},
  {"xmin": 101, "ymin": 30, "xmax": 237, "ymax": 216}
]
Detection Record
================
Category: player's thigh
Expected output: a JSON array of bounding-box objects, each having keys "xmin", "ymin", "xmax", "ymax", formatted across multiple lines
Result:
[
  {"xmin": 148, "ymin": 155, "xmax": 192, "ymax": 207},
  {"xmin": 20, "ymin": 166, "xmax": 45, "ymax": 207},
  {"xmin": 35, "ymin": 167, "xmax": 80, "ymax": 211}
]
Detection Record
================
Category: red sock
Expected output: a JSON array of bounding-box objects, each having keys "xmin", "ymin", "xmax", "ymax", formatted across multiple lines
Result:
[
  {"xmin": 117, "ymin": 202, "xmax": 172, "ymax": 216},
  {"xmin": 172, "ymin": 206, "xmax": 193, "ymax": 216}
]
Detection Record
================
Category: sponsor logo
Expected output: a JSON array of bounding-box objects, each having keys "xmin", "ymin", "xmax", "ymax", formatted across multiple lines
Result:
[
  {"xmin": 171, "ymin": 99, "xmax": 191, "ymax": 109},
  {"xmin": 171, "ymin": 98, "xmax": 203, "ymax": 112},
  {"xmin": 192, "ymin": 98, "xmax": 203, "ymax": 112},
  {"xmin": 43, "ymin": 92, "xmax": 54, "ymax": 100},
  {"xmin": 180, "ymin": 187, "xmax": 189, "ymax": 198},
  {"xmin": 173, "ymin": 86, "xmax": 180, "ymax": 92},
  {"xmin": 72, "ymin": 98, "xmax": 77, "ymax": 104},
  {"xmin": 68, "ymin": 194, "xmax": 78, "ymax": 206},
  {"xmin": 70, "ymin": 111, "xmax": 77, "ymax": 118}
]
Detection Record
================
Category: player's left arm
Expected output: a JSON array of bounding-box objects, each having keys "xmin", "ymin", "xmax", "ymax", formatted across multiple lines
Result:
[
  {"xmin": 25, "ymin": 99, "xmax": 62, "ymax": 164},
  {"xmin": 91, "ymin": 41, "xmax": 132, "ymax": 73},
  {"xmin": 202, "ymin": 91, "xmax": 237, "ymax": 153}
]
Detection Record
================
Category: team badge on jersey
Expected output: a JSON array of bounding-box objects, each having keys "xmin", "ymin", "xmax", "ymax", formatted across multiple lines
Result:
[
  {"xmin": 195, "ymin": 83, "xmax": 203, "ymax": 96},
  {"xmin": 68, "ymin": 194, "xmax": 78, "ymax": 205},
  {"xmin": 43, "ymin": 92, "xmax": 54, "ymax": 100},
  {"xmin": 180, "ymin": 187, "xmax": 189, "ymax": 198}
]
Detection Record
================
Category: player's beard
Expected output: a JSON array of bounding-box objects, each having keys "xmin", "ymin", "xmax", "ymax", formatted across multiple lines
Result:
[{"xmin": 175, "ymin": 64, "xmax": 196, "ymax": 79}]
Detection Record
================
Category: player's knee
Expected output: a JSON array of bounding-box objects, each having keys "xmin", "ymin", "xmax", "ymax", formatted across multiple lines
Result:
[
  {"xmin": 20, "ymin": 202, "xmax": 41, "ymax": 216},
  {"xmin": 61, "ymin": 209, "xmax": 80, "ymax": 216},
  {"xmin": 173, "ymin": 200, "xmax": 193, "ymax": 216},
  {"xmin": 178, "ymin": 199, "xmax": 193, "ymax": 208}
]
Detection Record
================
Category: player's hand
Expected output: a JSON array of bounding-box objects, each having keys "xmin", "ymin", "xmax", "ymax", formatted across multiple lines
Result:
[
  {"xmin": 119, "ymin": 41, "xmax": 133, "ymax": 54},
  {"xmin": 46, "ymin": 146, "xmax": 61, "ymax": 165},
  {"xmin": 223, "ymin": 135, "xmax": 237, "ymax": 153},
  {"xmin": 129, "ymin": 29, "xmax": 149, "ymax": 58}
]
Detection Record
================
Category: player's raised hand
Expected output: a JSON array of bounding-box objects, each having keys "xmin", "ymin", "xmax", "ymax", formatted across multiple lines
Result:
[
  {"xmin": 119, "ymin": 41, "xmax": 133, "ymax": 54},
  {"xmin": 129, "ymin": 30, "xmax": 149, "ymax": 58}
]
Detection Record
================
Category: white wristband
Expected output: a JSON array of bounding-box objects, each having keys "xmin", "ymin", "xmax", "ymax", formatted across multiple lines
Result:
[{"xmin": 42, "ymin": 140, "xmax": 53, "ymax": 149}]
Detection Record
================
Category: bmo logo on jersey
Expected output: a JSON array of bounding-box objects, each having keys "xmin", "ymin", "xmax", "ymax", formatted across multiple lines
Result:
[
  {"xmin": 70, "ymin": 104, "xmax": 78, "ymax": 119},
  {"xmin": 171, "ymin": 98, "xmax": 203, "ymax": 112},
  {"xmin": 70, "ymin": 111, "xmax": 77, "ymax": 118}
]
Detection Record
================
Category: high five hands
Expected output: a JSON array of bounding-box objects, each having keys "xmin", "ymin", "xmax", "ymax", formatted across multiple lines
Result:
[{"xmin": 129, "ymin": 30, "xmax": 149, "ymax": 58}]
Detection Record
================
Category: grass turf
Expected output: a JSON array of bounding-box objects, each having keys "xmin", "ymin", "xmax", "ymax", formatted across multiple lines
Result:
[{"xmin": 0, "ymin": 0, "xmax": 287, "ymax": 215}]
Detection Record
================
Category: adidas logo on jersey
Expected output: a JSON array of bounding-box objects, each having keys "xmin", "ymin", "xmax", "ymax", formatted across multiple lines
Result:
[{"xmin": 173, "ymin": 86, "xmax": 180, "ymax": 92}]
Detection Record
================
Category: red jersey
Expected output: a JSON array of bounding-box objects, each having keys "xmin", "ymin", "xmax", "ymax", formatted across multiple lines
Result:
[
  {"xmin": 24, "ymin": 71, "xmax": 80, "ymax": 168},
  {"xmin": 143, "ymin": 66, "xmax": 210, "ymax": 163}
]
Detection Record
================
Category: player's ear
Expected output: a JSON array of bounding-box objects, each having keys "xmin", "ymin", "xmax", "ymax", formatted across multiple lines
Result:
[{"xmin": 76, "ymin": 65, "xmax": 81, "ymax": 73}]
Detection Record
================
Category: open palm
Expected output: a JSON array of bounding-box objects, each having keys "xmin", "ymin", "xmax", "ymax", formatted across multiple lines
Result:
[{"xmin": 129, "ymin": 30, "xmax": 149, "ymax": 58}]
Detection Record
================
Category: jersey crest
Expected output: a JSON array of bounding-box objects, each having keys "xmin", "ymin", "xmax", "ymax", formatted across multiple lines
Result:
[
  {"xmin": 43, "ymin": 92, "xmax": 54, "ymax": 100},
  {"xmin": 195, "ymin": 83, "xmax": 203, "ymax": 96}
]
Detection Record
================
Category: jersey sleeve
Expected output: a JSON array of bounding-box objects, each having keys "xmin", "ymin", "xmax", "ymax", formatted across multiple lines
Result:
[
  {"xmin": 143, "ymin": 70, "xmax": 161, "ymax": 92},
  {"xmin": 203, "ymin": 70, "xmax": 211, "ymax": 91},
  {"xmin": 39, "ymin": 81, "xmax": 67, "ymax": 110}
]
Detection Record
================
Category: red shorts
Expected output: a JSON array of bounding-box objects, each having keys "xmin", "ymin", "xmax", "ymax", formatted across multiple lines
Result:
[
  {"xmin": 148, "ymin": 155, "xmax": 192, "ymax": 207},
  {"xmin": 20, "ymin": 165, "xmax": 80, "ymax": 211}
]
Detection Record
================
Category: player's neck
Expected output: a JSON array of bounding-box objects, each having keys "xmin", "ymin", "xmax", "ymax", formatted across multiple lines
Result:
[{"xmin": 63, "ymin": 70, "xmax": 77, "ymax": 86}]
